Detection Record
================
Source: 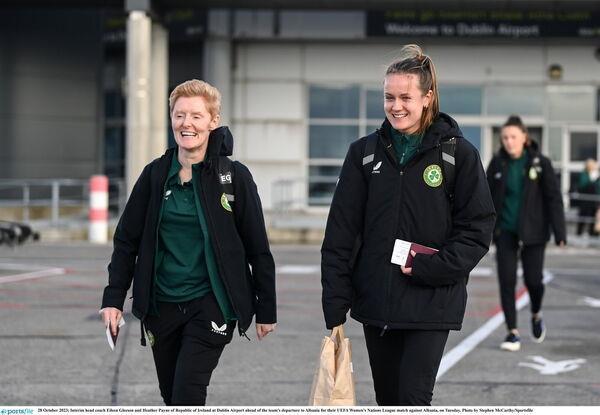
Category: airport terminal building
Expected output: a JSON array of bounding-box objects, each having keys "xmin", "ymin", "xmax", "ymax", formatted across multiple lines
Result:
[{"xmin": 1, "ymin": 0, "xmax": 599, "ymax": 212}]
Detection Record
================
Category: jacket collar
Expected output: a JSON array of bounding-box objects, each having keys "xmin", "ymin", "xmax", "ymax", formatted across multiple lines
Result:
[
  {"xmin": 161, "ymin": 126, "xmax": 235, "ymax": 171},
  {"xmin": 379, "ymin": 112, "xmax": 463, "ymax": 153}
]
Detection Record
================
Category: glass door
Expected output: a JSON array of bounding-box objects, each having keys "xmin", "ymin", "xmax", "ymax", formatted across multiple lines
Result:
[
  {"xmin": 490, "ymin": 126, "xmax": 543, "ymax": 156},
  {"xmin": 564, "ymin": 126, "xmax": 600, "ymax": 199}
]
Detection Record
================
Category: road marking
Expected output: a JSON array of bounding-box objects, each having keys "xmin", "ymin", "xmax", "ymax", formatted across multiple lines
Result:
[
  {"xmin": 437, "ymin": 271, "xmax": 554, "ymax": 380},
  {"xmin": 581, "ymin": 296, "xmax": 600, "ymax": 308},
  {"xmin": 0, "ymin": 267, "xmax": 67, "ymax": 284},
  {"xmin": 518, "ymin": 355, "xmax": 586, "ymax": 375},
  {"xmin": 0, "ymin": 262, "xmax": 60, "ymax": 271},
  {"xmin": 470, "ymin": 267, "xmax": 493, "ymax": 277},
  {"xmin": 278, "ymin": 265, "xmax": 493, "ymax": 276},
  {"xmin": 550, "ymin": 268, "xmax": 600, "ymax": 276},
  {"xmin": 278, "ymin": 265, "xmax": 320, "ymax": 274}
]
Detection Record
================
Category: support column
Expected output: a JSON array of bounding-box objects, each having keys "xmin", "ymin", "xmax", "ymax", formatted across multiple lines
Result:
[
  {"xmin": 204, "ymin": 10, "xmax": 233, "ymax": 127},
  {"xmin": 125, "ymin": 10, "xmax": 152, "ymax": 195},
  {"xmin": 150, "ymin": 22, "xmax": 168, "ymax": 160}
]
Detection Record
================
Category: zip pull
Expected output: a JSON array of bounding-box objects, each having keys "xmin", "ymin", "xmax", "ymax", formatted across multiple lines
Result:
[
  {"xmin": 241, "ymin": 331, "xmax": 251, "ymax": 341},
  {"xmin": 379, "ymin": 325, "xmax": 388, "ymax": 337}
]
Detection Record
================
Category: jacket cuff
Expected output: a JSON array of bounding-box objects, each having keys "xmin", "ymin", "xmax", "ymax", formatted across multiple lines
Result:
[
  {"xmin": 101, "ymin": 286, "xmax": 127, "ymax": 310},
  {"xmin": 255, "ymin": 307, "xmax": 277, "ymax": 325},
  {"xmin": 325, "ymin": 315, "xmax": 347, "ymax": 330}
]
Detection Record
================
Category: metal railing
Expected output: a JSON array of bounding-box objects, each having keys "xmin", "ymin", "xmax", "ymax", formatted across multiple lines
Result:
[
  {"xmin": 0, "ymin": 178, "xmax": 126, "ymax": 225},
  {"xmin": 272, "ymin": 176, "xmax": 338, "ymax": 212},
  {"xmin": 273, "ymin": 177, "xmax": 600, "ymax": 221}
]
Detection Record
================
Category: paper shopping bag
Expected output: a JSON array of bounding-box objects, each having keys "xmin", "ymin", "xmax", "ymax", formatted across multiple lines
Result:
[{"xmin": 308, "ymin": 325, "xmax": 356, "ymax": 406}]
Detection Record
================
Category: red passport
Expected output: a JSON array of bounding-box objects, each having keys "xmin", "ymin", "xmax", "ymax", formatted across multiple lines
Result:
[{"xmin": 391, "ymin": 239, "xmax": 439, "ymax": 268}]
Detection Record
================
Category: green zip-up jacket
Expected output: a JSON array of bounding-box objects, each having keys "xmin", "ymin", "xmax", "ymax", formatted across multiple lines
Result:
[{"xmin": 102, "ymin": 127, "xmax": 276, "ymax": 340}]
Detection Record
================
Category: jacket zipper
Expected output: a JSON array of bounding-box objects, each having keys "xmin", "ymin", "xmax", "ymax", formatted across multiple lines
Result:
[
  {"xmin": 195, "ymin": 167, "xmax": 245, "ymax": 338},
  {"xmin": 382, "ymin": 140, "xmax": 438, "ymax": 331},
  {"xmin": 517, "ymin": 159, "xmax": 531, "ymax": 245},
  {"xmin": 150, "ymin": 180, "xmax": 168, "ymax": 317},
  {"xmin": 377, "ymin": 129, "xmax": 400, "ymax": 171}
]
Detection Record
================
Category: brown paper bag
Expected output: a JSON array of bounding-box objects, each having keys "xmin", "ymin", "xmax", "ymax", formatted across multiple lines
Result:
[{"xmin": 308, "ymin": 325, "xmax": 356, "ymax": 406}]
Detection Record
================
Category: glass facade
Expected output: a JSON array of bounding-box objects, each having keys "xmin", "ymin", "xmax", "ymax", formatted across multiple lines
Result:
[
  {"xmin": 439, "ymin": 86, "xmax": 482, "ymax": 115},
  {"xmin": 308, "ymin": 82, "xmax": 600, "ymax": 206}
]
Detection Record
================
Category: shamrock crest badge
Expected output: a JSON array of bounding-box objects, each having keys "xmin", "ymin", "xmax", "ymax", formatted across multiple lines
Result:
[{"xmin": 423, "ymin": 164, "xmax": 443, "ymax": 188}]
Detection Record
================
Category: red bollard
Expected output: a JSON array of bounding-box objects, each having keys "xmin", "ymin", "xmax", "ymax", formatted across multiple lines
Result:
[{"xmin": 89, "ymin": 175, "xmax": 108, "ymax": 243}]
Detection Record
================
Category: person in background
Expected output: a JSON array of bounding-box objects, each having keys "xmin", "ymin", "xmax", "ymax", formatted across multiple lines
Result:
[
  {"xmin": 486, "ymin": 115, "xmax": 566, "ymax": 352},
  {"xmin": 575, "ymin": 158, "xmax": 600, "ymax": 237},
  {"xmin": 321, "ymin": 45, "xmax": 495, "ymax": 405},
  {"xmin": 100, "ymin": 79, "xmax": 276, "ymax": 405}
]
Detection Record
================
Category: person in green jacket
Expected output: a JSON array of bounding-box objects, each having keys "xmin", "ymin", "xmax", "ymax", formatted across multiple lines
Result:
[
  {"xmin": 101, "ymin": 80, "xmax": 276, "ymax": 405},
  {"xmin": 575, "ymin": 158, "xmax": 600, "ymax": 236},
  {"xmin": 486, "ymin": 115, "xmax": 566, "ymax": 352}
]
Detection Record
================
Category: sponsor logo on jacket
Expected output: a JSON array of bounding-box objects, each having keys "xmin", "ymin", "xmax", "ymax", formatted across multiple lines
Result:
[
  {"xmin": 372, "ymin": 161, "xmax": 382, "ymax": 174},
  {"xmin": 211, "ymin": 321, "xmax": 227, "ymax": 336}
]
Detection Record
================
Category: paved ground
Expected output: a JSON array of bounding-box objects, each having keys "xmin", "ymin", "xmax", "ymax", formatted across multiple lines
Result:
[{"xmin": 0, "ymin": 242, "xmax": 599, "ymax": 406}]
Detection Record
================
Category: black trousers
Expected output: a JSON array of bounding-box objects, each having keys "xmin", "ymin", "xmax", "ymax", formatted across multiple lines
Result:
[
  {"xmin": 495, "ymin": 231, "xmax": 546, "ymax": 331},
  {"xmin": 363, "ymin": 325, "xmax": 449, "ymax": 406},
  {"xmin": 576, "ymin": 205, "xmax": 598, "ymax": 236},
  {"xmin": 144, "ymin": 293, "xmax": 235, "ymax": 405}
]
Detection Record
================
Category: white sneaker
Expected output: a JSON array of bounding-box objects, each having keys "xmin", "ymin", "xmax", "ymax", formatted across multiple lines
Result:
[{"xmin": 500, "ymin": 333, "xmax": 521, "ymax": 351}]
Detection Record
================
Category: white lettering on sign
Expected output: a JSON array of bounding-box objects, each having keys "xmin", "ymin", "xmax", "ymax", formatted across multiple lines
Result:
[{"xmin": 518, "ymin": 355, "xmax": 586, "ymax": 375}]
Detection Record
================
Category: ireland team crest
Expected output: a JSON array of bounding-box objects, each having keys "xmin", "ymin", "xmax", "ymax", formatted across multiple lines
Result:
[
  {"xmin": 423, "ymin": 164, "xmax": 443, "ymax": 187},
  {"xmin": 221, "ymin": 193, "xmax": 232, "ymax": 212}
]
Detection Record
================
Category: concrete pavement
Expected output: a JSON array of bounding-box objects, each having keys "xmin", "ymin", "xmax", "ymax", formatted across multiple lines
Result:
[{"xmin": 0, "ymin": 242, "xmax": 599, "ymax": 405}]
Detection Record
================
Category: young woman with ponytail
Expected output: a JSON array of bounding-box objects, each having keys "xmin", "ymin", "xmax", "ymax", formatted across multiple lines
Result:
[
  {"xmin": 321, "ymin": 45, "xmax": 495, "ymax": 405},
  {"xmin": 486, "ymin": 115, "xmax": 566, "ymax": 352}
]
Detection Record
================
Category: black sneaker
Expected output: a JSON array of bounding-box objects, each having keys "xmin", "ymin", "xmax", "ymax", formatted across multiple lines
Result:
[
  {"xmin": 531, "ymin": 317, "xmax": 546, "ymax": 343},
  {"xmin": 500, "ymin": 333, "xmax": 521, "ymax": 351}
]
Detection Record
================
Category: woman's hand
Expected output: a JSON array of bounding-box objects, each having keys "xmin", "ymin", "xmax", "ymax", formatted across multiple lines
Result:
[
  {"xmin": 400, "ymin": 250, "xmax": 416, "ymax": 276},
  {"xmin": 256, "ymin": 323, "xmax": 276, "ymax": 340},
  {"xmin": 100, "ymin": 307, "xmax": 122, "ymax": 336}
]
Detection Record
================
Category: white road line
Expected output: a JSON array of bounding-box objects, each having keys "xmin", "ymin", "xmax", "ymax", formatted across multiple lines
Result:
[
  {"xmin": 470, "ymin": 267, "xmax": 493, "ymax": 277},
  {"xmin": 0, "ymin": 267, "xmax": 67, "ymax": 284},
  {"xmin": 0, "ymin": 262, "xmax": 57, "ymax": 271},
  {"xmin": 277, "ymin": 265, "xmax": 493, "ymax": 276},
  {"xmin": 437, "ymin": 271, "xmax": 554, "ymax": 380},
  {"xmin": 278, "ymin": 265, "xmax": 320, "ymax": 274}
]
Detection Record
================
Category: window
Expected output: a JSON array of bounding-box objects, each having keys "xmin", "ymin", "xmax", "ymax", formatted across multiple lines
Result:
[
  {"xmin": 104, "ymin": 125, "xmax": 125, "ymax": 178},
  {"xmin": 366, "ymin": 89, "xmax": 385, "ymax": 120},
  {"xmin": 309, "ymin": 125, "xmax": 359, "ymax": 159},
  {"xmin": 487, "ymin": 86, "xmax": 545, "ymax": 116},
  {"xmin": 439, "ymin": 86, "xmax": 482, "ymax": 115},
  {"xmin": 104, "ymin": 90, "xmax": 126, "ymax": 178},
  {"xmin": 569, "ymin": 131, "xmax": 598, "ymax": 161},
  {"xmin": 308, "ymin": 166, "xmax": 341, "ymax": 206},
  {"xmin": 547, "ymin": 86, "xmax": 596, "ymax": 122},
  {"xmin": 548, "ymin": 127, "xmax": 563, "ymax": 163},
  {"xmin": 460, "ymin": 126, "xmax": 482, "ymax": 153},
  {"xmin": 308, "ymin": 85, "xmax": 371, "ymax": 206},
  {"xmin": 310, "ymin": 86, "xmax": 359, "ymax": 119},
  {"xmin": 492, "ymin": 126, "xmax": 543, "ymax": 155}
]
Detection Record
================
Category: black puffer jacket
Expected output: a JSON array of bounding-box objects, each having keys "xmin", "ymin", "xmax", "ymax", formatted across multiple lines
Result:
[
  {"xmin": 101, "ymin": 127, "xmax": 276, "ymax": 337},
  {"xmin": 486, "ymin": 142, "xmax": 566, "ymax": 246},
  {"xmin": 321, "ymin": 114, "xmax": 496, "ymax": 331}
]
